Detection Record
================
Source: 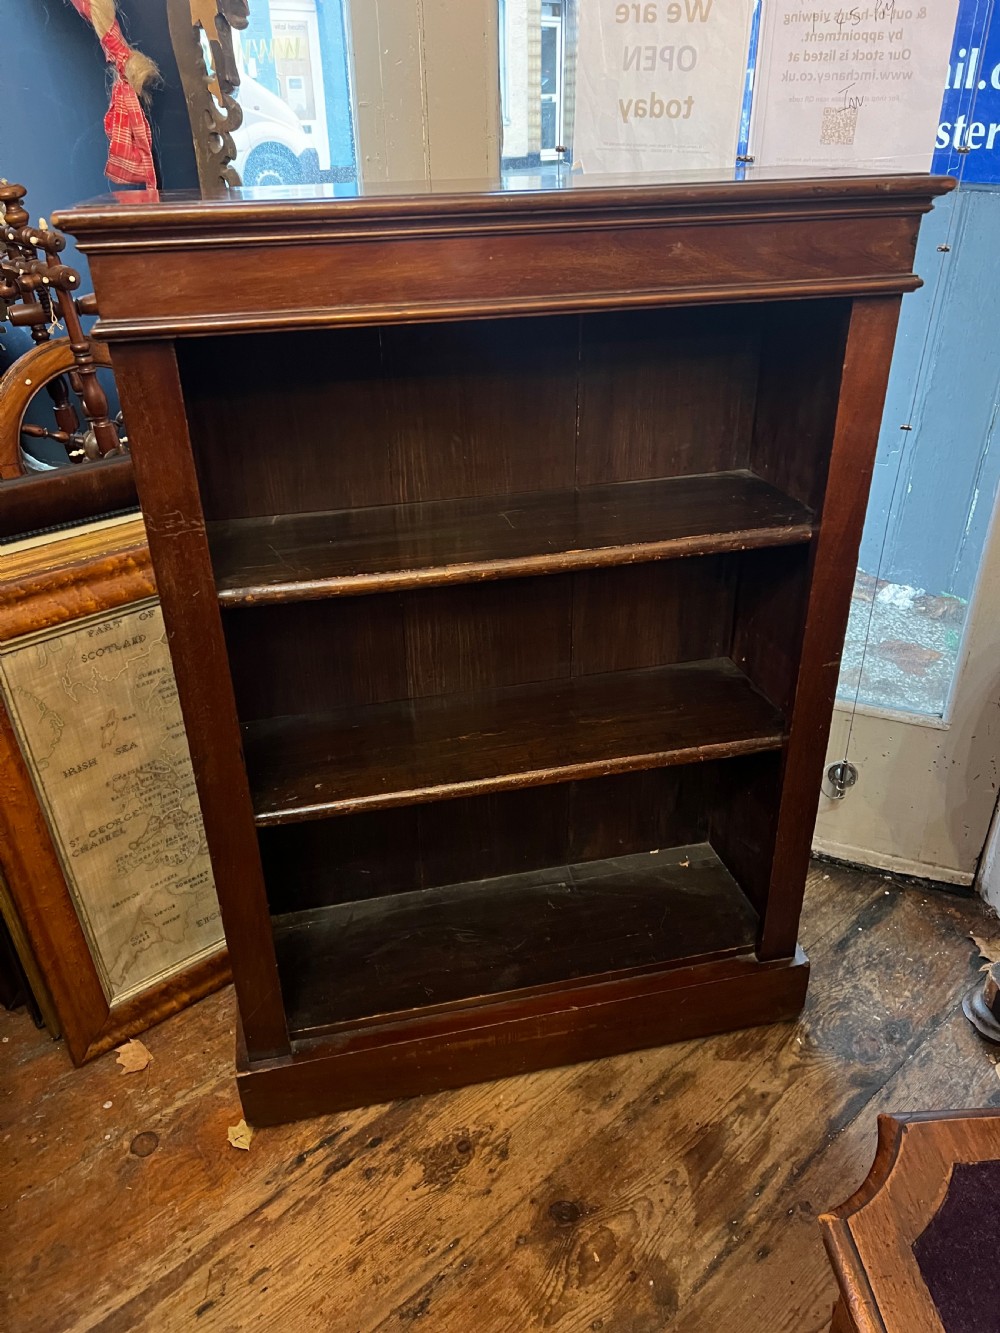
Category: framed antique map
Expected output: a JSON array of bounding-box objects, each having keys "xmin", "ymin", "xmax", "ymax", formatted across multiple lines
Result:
[
  {"xmin": 0, "ymin": 599, "xmax": 223, "ymax": 1003},
  {"xmin": 0, "ymin": 515, "xmax": 228, "ymax": 1063}
]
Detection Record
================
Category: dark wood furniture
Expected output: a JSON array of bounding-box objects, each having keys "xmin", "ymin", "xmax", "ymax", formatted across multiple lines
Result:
[
  {"xmin": 1, "ymin": 181, "xmax": 123, "ymax": 461},
  {"xmin": 58, "ymin": 172, "xmax": 951, "ymax": 1124},
  {"xmin": 821, "ymin": 1110, "xmax": 1000, "ymax": 1332},
  {"xmin": 0, "ymin": 339, "xmax": 137, "ymax": 539},
  {"xmin": 1, "ymin": 181, "xmax": 136, "ymax": 538}
]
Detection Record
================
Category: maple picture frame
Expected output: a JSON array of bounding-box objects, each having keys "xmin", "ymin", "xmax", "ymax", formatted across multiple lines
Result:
[{"xmin": 0, "ymin": 516, "xmax": 228, "ymax": 1064}]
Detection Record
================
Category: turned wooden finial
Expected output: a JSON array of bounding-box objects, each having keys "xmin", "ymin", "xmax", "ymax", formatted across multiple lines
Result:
[{"xmin": 0, "ymin": 181, "xmax": 29, "ymax": 231}]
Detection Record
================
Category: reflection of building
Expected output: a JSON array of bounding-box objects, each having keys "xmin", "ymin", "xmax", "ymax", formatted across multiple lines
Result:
[
  {"xmin": 272, "ymin": 10, "xmax": 328, "ymax": 164},
  {"xmin": 239, "ymin": 0, "xmax": 356, "ymax": 181},
  {"xmin": 501, "ymin": 0, "xmax": 577, "ymax": 170}
]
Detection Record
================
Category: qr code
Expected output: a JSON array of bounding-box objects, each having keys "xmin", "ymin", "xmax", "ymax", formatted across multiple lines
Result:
[{"xmin": 821, "ymin": 106, "xmax": 858, "ymax": 146}]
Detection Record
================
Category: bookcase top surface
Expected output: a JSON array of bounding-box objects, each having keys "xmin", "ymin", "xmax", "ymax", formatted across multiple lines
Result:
[
  {"xmin": 56, "ymin": 170, "xmax": 953, "ymax": 244},
  {"xmin": 55, "ymin": 171, "xmax": 953, "ymax": 342}
]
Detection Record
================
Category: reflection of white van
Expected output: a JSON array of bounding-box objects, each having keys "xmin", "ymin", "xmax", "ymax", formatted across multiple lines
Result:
[{"xmin": 231, "ymin": 75, "xmax": 321, "ymax": 186}]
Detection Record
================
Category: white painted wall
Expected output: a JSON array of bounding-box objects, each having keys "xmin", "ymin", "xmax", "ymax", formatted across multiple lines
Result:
[{"xmin": 346, "ymin": 0, "xmax": 501, "ymax": 183}]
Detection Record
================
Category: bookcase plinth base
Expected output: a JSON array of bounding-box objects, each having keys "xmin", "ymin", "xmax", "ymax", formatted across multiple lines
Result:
[{"xmin": 235, "ymin": 946, "xmax": 809, "ymax": 1127}]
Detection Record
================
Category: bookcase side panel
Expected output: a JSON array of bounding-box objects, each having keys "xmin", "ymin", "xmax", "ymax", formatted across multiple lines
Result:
[
  {"xmin": 722, "ymin": 299, "xmax": 858, "ymax": 929},
  {"xmin": 748, "ymin": 300, "xmax": 853, "ymax": 512},
  {"xmin": 757, "ymin": 296, "xmax": 904, "ymax": 960},
  {"xmin": 109, "ymin": 340, "xmax": 290, "ymax": 1059}
]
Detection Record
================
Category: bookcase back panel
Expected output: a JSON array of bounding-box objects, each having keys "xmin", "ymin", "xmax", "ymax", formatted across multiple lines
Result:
[
  {"xmin": 179, "ymin": 318, "xmax": 577, "ymax": 520},
  {"xmin": 179, "ymin": 305, "xmax": 772, "ymax": 524},
  {"xmin": 750, "ymin": 299, "xmax": 852, "ymax": 511},
  {"xmin": 732, "ymin": 544, "xmax": 813, "ymax": 718},
  {"xmin": 709, "ymin": 746, "xmax": 786, "ymax": 917},
  {"xmin": 575, "ymin": 307, "xmax": 760, "ymax": 486},
  {"xmin": 258, "ymin": 757, "xmax": 777, "ymax": 915},
  {"xmin": 223, "ymin": 558, "xmax": 739, "ymax": 723}
]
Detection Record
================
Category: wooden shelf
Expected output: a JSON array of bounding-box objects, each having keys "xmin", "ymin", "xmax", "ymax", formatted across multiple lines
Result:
[
  {"xmin": 244, "ymin": 657, "xmax": 785, "ymax": 826},
  {"xmin": 211, "ymin": 471, "xmax": 814, "ymax": 606},
  {"xmin": 273, "ymin": 842, "xmax": 759, "ymax": 1038}
]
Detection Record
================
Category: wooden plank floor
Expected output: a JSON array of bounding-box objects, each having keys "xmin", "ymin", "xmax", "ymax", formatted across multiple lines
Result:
[{"xmin": 2, "ymin": 860, "xmax": 998, "ymax": 1333}]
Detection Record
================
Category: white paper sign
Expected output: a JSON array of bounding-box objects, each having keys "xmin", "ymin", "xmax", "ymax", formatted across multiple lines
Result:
[
  {"xmin": 574, "ymin": 0, "xmax": 756, "ymax": 172},
  {"xmin": 751, "ymin": 0, "xmax": 961, "ymax": 171}
]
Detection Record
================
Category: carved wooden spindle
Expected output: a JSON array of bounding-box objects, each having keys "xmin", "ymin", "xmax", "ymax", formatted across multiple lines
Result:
[
  {"xmin": 1, "ymin": 185, "xmax": 123, "ymax": 458},
  {"xmin": 43, "ymin": 253, "xmax": 120, "ymax": 458},
  {"xmin": 37, "ymin": 363, "xmax": 79, "ymax": 437},
  {"xmin": 1, "ymin": 185, "xmax": 83, "ymax": 440}
]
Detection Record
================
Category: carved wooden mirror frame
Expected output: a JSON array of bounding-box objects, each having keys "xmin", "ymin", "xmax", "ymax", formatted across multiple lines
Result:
[{"xmin": 166, "ymin": 0, "xmax": 250, "ymax": 190}]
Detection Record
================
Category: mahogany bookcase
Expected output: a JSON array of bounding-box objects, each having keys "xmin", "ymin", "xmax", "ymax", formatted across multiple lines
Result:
[{"xmin": 59, "ymin": 173, "xmax": 952, "ymax": 1125}]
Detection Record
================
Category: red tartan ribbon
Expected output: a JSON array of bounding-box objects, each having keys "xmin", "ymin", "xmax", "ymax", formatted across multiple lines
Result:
[
  {"xmin": 103, "ymin": 71, "xmax": 156, "ymax": 188},
  {"xmin": 67, "ymin": 0, "xmax": 157, "ymax": 188}
]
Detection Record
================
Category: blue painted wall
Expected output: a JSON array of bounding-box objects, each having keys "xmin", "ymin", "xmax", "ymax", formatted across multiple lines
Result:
[
  {"xmin": 0, "ymin": 2, "xmax": 111, "ymax": 343},
  {"xmin": 830, "ymin": 0, "xmax": 1000, "ymax": 724},
  {"xmin": 1, "ymin": 2, "xmax": 200, "ymax": 460},
  {"xmin": 856, "ymin": 0, "xmax": 1000, "ymax": 601},
  {"xmin": 118, "ymin": 0, "xmax": 201, "ymax": 190},
  {"xmin": 1, "ymin": 1, "xmax": 200, "ymax": 307},
  {"xmin": 1, "ymin": 2, "xmax": 115, "ymax": 462},
  {"xmin": 858, "ymin": 187, "xmax": 1000, "ymax": 600}
]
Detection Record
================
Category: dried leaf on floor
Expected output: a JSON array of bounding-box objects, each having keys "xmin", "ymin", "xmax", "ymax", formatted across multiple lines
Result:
[
  {"xmin": 913, "ymin": 593, "xmax": 966, "ymax": 624},
  {"xmin": 852, "ymin": 571, "xmax": 888, "ymax": 604},
  {"xmin": 875, "ymin": 639, "xmax": 944, "ymax": 676},
  {"xmin": 228, "ymin": 1118, "xmax": 253, "ymax": 1151},
  {"xmin": 115, "ymin": 1039, "xmax": 152, "ymax": 1074},
  {"xmin": 972, "ymin": 933, "xmax": 1000, "ymax": 965}
]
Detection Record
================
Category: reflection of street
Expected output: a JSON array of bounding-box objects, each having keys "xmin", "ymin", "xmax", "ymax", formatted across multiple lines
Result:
[
  {"xmin": 231, "ymin": 0, "xmax": 357, "ymax": 186},
  {"xmin": 838, "ymin": 570, "xmax": 967, "ymax": 716}
]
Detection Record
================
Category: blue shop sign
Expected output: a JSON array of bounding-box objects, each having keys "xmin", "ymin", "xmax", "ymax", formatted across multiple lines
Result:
[{"xmin": 933, "ymin": 0, "xmax": 1000, "ymax": 181}]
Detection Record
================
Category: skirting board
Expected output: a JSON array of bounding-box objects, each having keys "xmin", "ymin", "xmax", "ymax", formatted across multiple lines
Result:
[{"xmin": 811, "ymin": 837, "xmax": 974, "ymax": 888}]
